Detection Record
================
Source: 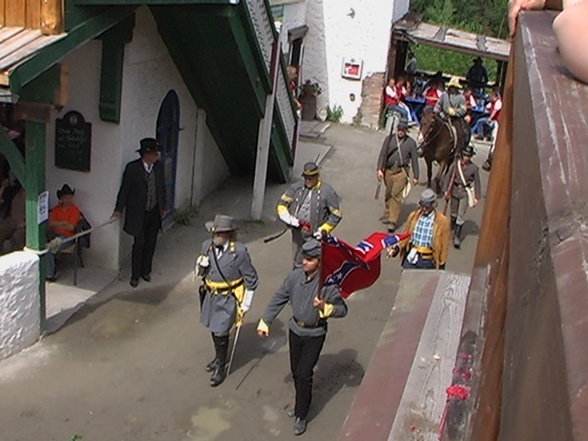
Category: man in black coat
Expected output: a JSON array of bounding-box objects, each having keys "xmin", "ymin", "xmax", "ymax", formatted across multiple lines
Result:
[{"xmin": 112, "ymin": 138, "xmax": 167, "ymax": 287}]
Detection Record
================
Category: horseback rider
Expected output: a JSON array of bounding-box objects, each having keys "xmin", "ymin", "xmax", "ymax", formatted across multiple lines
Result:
[{"xmin": 434, "ymin": 76, "xmax": 469, "ymax": 155}]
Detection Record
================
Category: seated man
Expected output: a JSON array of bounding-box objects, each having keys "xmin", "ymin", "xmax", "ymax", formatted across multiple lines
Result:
[
  {"xmin": 471, "ymin": 90, "xmax": 502, "ymax": 141},
  {"xmin": 47, "ymin": 184, "xmax": 82, "ymax": 281}
]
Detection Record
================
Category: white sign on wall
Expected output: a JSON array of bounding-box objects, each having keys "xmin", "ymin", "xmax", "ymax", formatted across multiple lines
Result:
[
  {"xmin": 38, "ymin": 191, "xmax": 49, "ymax": 224},
  {"xmin": 341, "ymin": 57, "xmax": 363, "ymax": 80}
]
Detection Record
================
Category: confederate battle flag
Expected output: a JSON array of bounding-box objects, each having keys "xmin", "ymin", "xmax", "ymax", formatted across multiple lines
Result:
[{"xmin": 320, "ymin": 232, "xmax": 411, "ymax": 298}]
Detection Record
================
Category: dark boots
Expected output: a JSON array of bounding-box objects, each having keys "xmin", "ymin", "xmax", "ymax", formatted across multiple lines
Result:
[
  {"xmin": 453, "ymin": 224, "xmax": 463, "ymax": 249},
  {"xmin": 210, "ymin": 334, "xmax": 229, "ymax": 387},
  {"xmin": 206, "ymin": 333, "xmax": 220, "ymax": 372}
]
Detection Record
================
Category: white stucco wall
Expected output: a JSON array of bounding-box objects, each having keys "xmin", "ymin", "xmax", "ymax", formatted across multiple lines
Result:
[
  {"xmin": 0, "ymin": 252, "xmax": 40, "ymax": 361},
  {"xmin": 282, "ymin": 0, "xmax": 409, "ymax": 124},
  {"xmin": 45, "ymin": 6, "xmax": 228, "ymax": 271},
  {"xmin": 45, "ymin": 39, "xmax": 123, "ymax": 271}
]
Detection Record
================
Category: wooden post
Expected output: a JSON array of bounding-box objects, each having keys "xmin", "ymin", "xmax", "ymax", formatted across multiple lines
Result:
[
  {"xmin": 41, "ymin": 0, "xmax": 64, "ymax": 34},
  {"xmin": 251, "ymin": 36, "xmax": 281, "ymax": 220},
  {"xmin": 24, "ymin": 120, "xmax": 47, "ymax": 332}
]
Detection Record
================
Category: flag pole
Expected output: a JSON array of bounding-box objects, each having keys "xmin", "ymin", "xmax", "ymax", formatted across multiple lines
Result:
[{"xmin": 317, "ymin": 230, "xmax": 327, "ymax": 300}]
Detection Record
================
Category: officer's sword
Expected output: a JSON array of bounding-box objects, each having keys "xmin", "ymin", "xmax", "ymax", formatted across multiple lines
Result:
[{"xmin": 226, "ymin": 324, "xmax": 241, "ymax": 376}]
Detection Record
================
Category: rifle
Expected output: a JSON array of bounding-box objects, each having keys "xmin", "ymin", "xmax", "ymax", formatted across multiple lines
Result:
[
  {"xmin": 443, "ymin": 159, "xmax": 459, "ymax": 215},
  {"xmin": 374, "ymin": 181, "xmax": 382, "ymax": 200}
]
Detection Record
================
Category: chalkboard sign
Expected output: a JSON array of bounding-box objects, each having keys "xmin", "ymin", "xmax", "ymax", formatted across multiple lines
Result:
[{"xmin": 55, "ymin": 111, "xmax": 91, "ymax": 172}]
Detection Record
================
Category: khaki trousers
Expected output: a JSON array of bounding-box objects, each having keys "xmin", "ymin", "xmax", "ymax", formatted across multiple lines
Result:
[{"xmin": 384, "ymin": 169, "xmax": 408, "ymax": 224}]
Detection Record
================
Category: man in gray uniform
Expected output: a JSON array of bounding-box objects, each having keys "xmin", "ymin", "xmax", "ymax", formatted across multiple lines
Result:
[
  {"xmin": 195, "ymin": 214, "xmax": 258, "ymax": 387},
  {"xmin": 443, "ymin": 145, "xmax": 481, "ymax": 248},
  {"xmin": 276, "ymin": 162, "xmax": 342, "ymax": 268},
  {"xmin": 257, "ymin": 239, "xmax": 347, "ymax": 436},
  {"xmin": 377, "ymin": 119, "xmax": 419, "ymax": 232}
]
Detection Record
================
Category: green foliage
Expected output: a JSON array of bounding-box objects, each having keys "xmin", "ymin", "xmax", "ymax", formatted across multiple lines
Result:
[
  {"xmin": 174, "ymin": 206, "xmax": 198, "ymax": 226},
  {"xmin": 410, "ymin": 0, "xmax": 507, "ymax": 79},
  {"xmin": 71, "ymin": 436, "xmax": 84, "ymax": 441},
  {"xmin": 326, "ymin": 105, "xmax": 343, "ymax": 123}
]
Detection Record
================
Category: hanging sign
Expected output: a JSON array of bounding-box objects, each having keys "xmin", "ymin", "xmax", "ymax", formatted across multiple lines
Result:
[
  {"xmin": 55, "ymin": 111, "xmax": 91, "ymax": 172},
  {"xmin": 341, "ymin": 57, "xmax": 363, "ymax": 80}
]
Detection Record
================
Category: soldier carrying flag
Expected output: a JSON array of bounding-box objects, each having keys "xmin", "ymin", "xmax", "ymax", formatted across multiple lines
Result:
[{"xmin": 257, "ymin": 239, "xmax": 347, "ymax": 436}]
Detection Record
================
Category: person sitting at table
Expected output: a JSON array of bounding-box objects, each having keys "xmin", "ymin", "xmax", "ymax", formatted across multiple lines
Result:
[
  {"xmin": 384, "ymin": 77, "xmax": 410, "ymax": 122},
  {"xmin": 46, "ymin": 184, "xmax": 82, "ymax": 281},
  {"xmin": 471, "ymin": 89, "xmax": 502, "ymax": 141},
  {"xmin": 396, "ymin": 77, "xmax": 417, "ymax": 124},
  {"xmin": 423, "ymin": 80, "xmax": 443, "ymax": 113},
  {"xmin": 462, "ymin": 87, "xmax": 479, "ymax": 125}
]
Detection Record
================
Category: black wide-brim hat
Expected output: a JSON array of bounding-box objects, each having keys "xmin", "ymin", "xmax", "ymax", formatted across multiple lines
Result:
[
  {"xmin": 136, "ymin": 137, "xmax": 162, "ymax": 154},
  {"xmin": 57, "ymin": 184, "xmax": 75, "ymax": 199},
  {"xmin": 205, "ymin": 214, "xmax": 236, "ymax": 233}
]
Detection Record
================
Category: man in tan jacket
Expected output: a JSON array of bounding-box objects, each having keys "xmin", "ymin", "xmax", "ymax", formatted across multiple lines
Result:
[{"xmin": 394, "ymin": 188, "xmax": 450, "ymax": 270}]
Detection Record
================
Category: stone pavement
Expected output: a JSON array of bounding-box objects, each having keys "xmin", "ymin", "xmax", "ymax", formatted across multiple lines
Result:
[{"xmin": 0, "ymin": 124, "xmax": 490, "ymax": 441}]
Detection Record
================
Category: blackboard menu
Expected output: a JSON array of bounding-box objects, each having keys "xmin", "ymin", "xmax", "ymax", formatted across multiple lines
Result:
[{"xmin": 55, "ymin": 111, "xmax": 91, "ymax": 172}]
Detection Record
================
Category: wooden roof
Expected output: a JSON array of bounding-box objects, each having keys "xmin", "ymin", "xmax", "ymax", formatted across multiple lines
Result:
[
  {"xmin": 0, "ymin": 26, "xmax": 66, "ymax": 87},
  {"xmin": 393, "ymin": 16, "xmax": 511, "ymax": 62}
]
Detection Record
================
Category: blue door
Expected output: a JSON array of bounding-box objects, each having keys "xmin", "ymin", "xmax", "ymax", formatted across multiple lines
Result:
[{"xmin": 156, "ymin": 90, "xmax": 180, "ymax": 228}]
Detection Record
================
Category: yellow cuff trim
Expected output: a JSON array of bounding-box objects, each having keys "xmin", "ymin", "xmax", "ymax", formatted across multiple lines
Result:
[
  {"xmin": 319, "ymin": 303, "xmax": 334, "ymax": 318},
  {"xmin": 320, "ymin": 223, "xmax": 335, "ymax": 234},
  {"xmin": 257, "ymin": 319, "xmax": 270, "ymax": 333}
]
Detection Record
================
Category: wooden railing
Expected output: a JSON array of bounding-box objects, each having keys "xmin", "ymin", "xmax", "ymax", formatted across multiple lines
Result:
[
  {"xmin": 0, "ymin": 0, "xmax": 63, "ymax": 34},
  {"xmin": 441, "ymin": 10, "xmax": 588, "ymax": 441},
  {"xmin": 244, "ymin": 0, "xmax": 297, "ymax": 150}
]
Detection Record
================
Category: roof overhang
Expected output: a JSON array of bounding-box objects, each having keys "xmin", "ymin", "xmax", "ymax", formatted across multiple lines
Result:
[
  {"xmin": 1, "ymin": 7, "xmax": 136, "ymax": 98},
  {"xmin": 0, "ymin": 27, "xmax": 67, "ymax": 88},
  {"xmin": 393, "ymin": 15, "xmax": 511, "ymax": 62}
]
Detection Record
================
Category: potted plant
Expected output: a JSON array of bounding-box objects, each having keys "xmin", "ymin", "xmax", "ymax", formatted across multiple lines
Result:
[{"xmin": 299, "ymin": 80, "xmax": 321, "ymax": 121}]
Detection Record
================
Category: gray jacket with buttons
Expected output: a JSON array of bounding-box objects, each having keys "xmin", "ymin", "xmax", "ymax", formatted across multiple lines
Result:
[{"xmin": 261, "ymin": 269, "xmax": 347, "ymax": 337}]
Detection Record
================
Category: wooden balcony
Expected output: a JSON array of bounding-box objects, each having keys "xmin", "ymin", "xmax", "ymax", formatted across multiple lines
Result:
[{"xmin": 0, "ymin": 0, "xmax": 63, "ymax": 34}]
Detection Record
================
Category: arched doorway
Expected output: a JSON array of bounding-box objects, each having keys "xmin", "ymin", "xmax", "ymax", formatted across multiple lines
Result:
[{"xmin": 156, "ymin": 90, "xmax": 180, "ymax": 227}]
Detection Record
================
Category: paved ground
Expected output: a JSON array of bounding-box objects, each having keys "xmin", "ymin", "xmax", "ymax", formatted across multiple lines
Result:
[{"xmin": 0, "ymin": 124, "xmax": 490, "ymax": 441}]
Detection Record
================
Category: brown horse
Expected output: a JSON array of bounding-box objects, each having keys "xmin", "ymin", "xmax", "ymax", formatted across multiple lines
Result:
[{"xmin": 418, "ymin": 109, "xmax": 469, "ymax": 194}]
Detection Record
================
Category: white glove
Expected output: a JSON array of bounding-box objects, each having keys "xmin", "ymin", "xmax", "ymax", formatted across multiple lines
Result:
[
  {"xmin": 278, "ymin": 210, "xmax": 300, "ymax": 228},
  {"xmin": 196, "ymin": 255, "xmax": 209, "ymax": 268},
  {"xmin": 241, "ymin": 289, "xmax": 255, "ymax": 313},
  {"xmin": 313, "ymin": 229, "xmax": 324, "ymax": 240}
]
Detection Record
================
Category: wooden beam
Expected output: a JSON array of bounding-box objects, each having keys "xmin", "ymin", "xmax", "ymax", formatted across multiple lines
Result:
[
  {"xmin": 8, "ymin": 7, "xmax": 136, "ymax": 94},
  {"xmin": 75, "ymin": 0, "xmax": 234, "ymax": 4},
  {"xmin": 41, "ymin": 0, "xmax": 64, "ymax": 34},
  {"xmin": 26, "ymin": 0, "xmax": 42, "ymax": 30},
  {"xmin": 5, "ymin": 0, "xmax": 25, "ymax": 27},
  {"xmin": 388, "ymin": 272, "xmax": 470, "ymax": 441},
  {"xmin": 24, "ymin": 120, "xmax": 47, "ymax": 331},
  {"xmin": 0, "ymin": 0, "xmax": 5, "ymax": 27},
  {"xmin": 98, "ymin": 14, "xmax": 135, "ymax": 123},
  {"xmin": 0, "ymin": 127, "xmax": 25, "ymax": 183}
]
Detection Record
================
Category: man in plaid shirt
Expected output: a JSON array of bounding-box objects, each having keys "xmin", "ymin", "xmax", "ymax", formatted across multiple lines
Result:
[{"xmin": 394, "ymin": 188, "xmax": 451, "ymax": 269}]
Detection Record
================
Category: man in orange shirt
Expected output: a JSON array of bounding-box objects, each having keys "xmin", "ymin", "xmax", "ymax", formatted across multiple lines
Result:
[{"xmin": 47, "ymin": 184, "xmax": 82, "ymax": 281}]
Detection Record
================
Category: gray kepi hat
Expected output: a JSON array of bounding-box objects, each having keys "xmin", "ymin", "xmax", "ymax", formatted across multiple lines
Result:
[
  {"xmin": 397, "ymin": 119, "xmax": 409, "ymax": 131},
  {"xmin": 419, "ymin": 188, "xmax": 437, "ymax": 207},
  {"xmin": 302, "ymin": 239, "xmax": 322, "ymax": 258},
  {"xmin": 301, "ymin": 162, "xmax": 320, "ymax": 177},
  {"xmin": 205, "ymin": 214, "xmax": 236, "ymax": 233}
]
